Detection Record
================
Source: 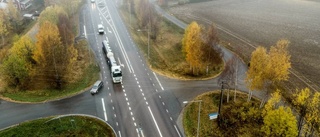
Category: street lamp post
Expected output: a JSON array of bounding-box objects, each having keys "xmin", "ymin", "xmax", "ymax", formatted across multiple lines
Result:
[
  {"xmin": 137, "ymin": 29, "xmax": 150, "ymax": 60},
  {"xmin": 183, "ymin": 100, "xmax": 202, "ymax": 137}
]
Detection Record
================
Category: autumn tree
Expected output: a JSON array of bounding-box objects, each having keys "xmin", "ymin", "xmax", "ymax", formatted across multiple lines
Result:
[
  {"xmin": 57, "ymin": 14, "xmax": 74, "ymax": 46},
  {"xmin": 262, "ymin": 91, "xmax": 298, "ymax": 137},
  {"xmin": 7, "ymin": 0, "xmax": 21, "ymax": 32},
  {"xmin": 39, "ymin": 6, "xmax": 67, "ymax": 26},
  {"xmin": 58, "ymin": 0, "xmax": 81, "ymax": 16},
  {"xmin": 246, "ymin": 40, "xmax": 291, "ymax": 104},
  {"xmin": 33, "ymin": 21, "xmax": 73, "ymax": 89},
  {"xmin": 293, "ymin": 88, "xmax": 320, "ymax": 136},
  {"xmin": 219, "ymin": 55, "xmax": 242, "ymax": 102},
  {"xmin": 201, "ymin": 23, "xmax": 222, "ymax": 72},
  {"xmin": 182, "ymin": 22, "xmax": 203, "ymax": 75},
  {"xmin": 305, "ymin": 92, "xmax": 320, "ymax": 136},
  {"xmin": 0, "ymin": 36, "xmax": 34, "ymax": 88},
  {"xmin": 10, "ymin": 36, "xmax": 36, "ymax": 64},
  {"xmin": 0, "ymin": 9, "xmax": 10, "ymax": 45}
]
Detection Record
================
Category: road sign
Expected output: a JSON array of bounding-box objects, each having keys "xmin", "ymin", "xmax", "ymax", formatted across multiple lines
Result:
[{"xmin": 209, "ymin": 112, "xmax": 218, "ymax": 120}]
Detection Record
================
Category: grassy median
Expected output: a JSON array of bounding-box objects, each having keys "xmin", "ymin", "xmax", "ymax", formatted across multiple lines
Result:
[
  {"xmin": 183, "ymin": 91, "xmax": 263, "ymax": 136},
  {"xmin": 0, "ymin": 40, "xmax": 99, "ymax": 102},
  {"xmin": 0, "ymin": 115, "xmax": 116, "ymax": 137}
]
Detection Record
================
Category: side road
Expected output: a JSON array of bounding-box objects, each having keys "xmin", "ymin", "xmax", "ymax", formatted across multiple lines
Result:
[
  {"xmin": 150, "ymin": 2, "xmax": 266, "ymax": 136},
  {"xmin": 152, "ymin": 3, "xmax": 263, "ymax": 99}
]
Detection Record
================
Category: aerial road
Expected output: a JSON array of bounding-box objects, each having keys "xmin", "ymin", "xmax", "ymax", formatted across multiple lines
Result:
[{"xmin": 0, "ymin": 0, "xmax": 252, "ymax": 137}]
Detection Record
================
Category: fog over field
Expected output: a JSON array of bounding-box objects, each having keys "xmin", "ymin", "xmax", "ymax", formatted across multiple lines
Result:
[{"xmin": 170, "ymin": 0, "xmax": 320, "ymax": 89}]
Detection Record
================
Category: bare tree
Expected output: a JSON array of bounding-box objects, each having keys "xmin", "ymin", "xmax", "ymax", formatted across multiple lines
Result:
[{"xmin": 219, "ymin": 55, "xmax": 242, "ymax": 102}]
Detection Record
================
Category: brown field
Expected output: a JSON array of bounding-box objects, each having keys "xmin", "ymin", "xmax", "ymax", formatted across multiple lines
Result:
[{"xmin": 168, "ymin": 0, "xmax": 320, "ymax": 93}]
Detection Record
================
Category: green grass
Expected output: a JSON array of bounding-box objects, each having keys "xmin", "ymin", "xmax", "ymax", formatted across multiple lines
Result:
[
  {"xmin": 0, "ymin": 115, "xmax": 116, "ymax": 137},
  {"xmin": 2, "ymin": 64, "xmax": 99, "ymax": 102},
  {"xmin": 183, "ymin": 91, "xmax": 263, "ymax": 137},
  {"xmin": 119, "ymin": 6, "xmax": 223, "ymax": 79},
  {"xmin": 0, "ymin": 38, "xmax": 100, "ymax": 103}
]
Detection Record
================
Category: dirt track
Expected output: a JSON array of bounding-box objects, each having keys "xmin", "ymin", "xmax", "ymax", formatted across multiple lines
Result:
[{"xmin": 168, "ymin": 0, "xmax": 320, "ymax": 91}]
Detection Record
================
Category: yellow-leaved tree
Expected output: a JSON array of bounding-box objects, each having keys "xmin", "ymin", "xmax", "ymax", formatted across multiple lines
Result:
[
  {"xmin": 38, "ymin": 6, "xmax": 67, "ymax": 26},
  {"xmin": 246, "ymin": 39, "xmax": 291, "ymax": 104},
  {"xmin": 182, "ymin": 21, "xmax": 203, "ymax": 75},
  {"xmin": 262, "ymin": 91, "xmax": 298, "ymax": 137},
  {"xmin": 33, "ymin": 21, "xmax": 70, "ymax": 89},
  {"xmin": 0, "ymin": 36, "xmax": 34, "ymax": 88},
  {"xmin": 293, "ymin": 88, "xmax": 320, "ymax": 136}
]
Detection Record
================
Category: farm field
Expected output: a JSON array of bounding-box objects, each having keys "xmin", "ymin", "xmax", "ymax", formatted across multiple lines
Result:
[{"xmin": 168, "ymin": 0, "xmax": 320, "ymax": 91}]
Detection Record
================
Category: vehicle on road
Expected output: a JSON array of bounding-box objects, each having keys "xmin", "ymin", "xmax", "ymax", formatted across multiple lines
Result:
[
  {"xmin": 98, "ymin": 24, "xmax": 104, "ymax": 34},
  {"xmin": 91, "ymin": 0, "xmax": 95, "ymax": 3},
  {"xmin": 102, "ymin": 40, "xmax": 123, "ymax": 83},
  {"xmin": 90, "ymin": 80, "xmax": 103, "ymax": 95}
]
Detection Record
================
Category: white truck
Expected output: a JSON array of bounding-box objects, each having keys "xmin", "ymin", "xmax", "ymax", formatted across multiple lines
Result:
[{"xmin": 102, "ymin": 40, "xmax": 122, "ymax": 83}]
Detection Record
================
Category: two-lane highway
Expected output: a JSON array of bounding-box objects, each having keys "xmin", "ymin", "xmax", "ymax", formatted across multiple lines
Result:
[{"xmin": 88, "ymin": 0, "xmax": 183, "ymax": 136}]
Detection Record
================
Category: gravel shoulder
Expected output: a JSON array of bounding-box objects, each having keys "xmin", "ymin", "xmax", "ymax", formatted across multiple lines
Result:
[{"xmin": 168, "ymin": 0, "xmax": 320, "ymax": 91}]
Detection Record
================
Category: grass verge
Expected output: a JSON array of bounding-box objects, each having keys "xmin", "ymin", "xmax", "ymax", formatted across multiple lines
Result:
[
  {"xmin": 183, "ymin": 90, "xmax": 263, "ymax": 137},
  {"xmin": 0, "ymin": 115, "xmax": 116, "ymax": 137},
  {"xmin": 0, "ymin": 40, "xmax": 100, "ymax": 103},
  {"xmin": 119, "ymin": 6, "xmax": 223, "ymax": 79}
]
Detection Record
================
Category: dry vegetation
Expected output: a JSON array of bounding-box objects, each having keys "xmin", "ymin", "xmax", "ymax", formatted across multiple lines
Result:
[
  {"xmin": 184, "ymin": 91, "xmax": 262, "ymax": 137},
  {"xmin": 120, "ymin": 5, "xmax": 223, "ymax": 79}
]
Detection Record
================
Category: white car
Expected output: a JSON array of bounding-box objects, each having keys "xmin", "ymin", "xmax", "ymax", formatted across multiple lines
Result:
[
  {"xmin": 98, "ymin": 24, "xmax": 104, "ymax": 34},
  {"xmin": 91, "ymin": 0, "xmax": 95, "ymax": 3}
]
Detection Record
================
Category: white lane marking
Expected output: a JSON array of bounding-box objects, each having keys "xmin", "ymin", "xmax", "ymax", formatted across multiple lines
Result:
[
  {"xmin": 118, "ymin": 57, "xmax": 124, "ymax": 67},
  {"xmin": 98, "ymin": 3, "xmax": 134, "ymax": 73},
  {"xmin": 107, "ymin": 27, "xmax": 112, "ymax": 33},
  {"xmin": 101, "ymin": 98, "xmax": 107, "ymax": 121},
  {"xmin": 136, "ymin": 129, "xmax": 140, "ymax": 137},
  {"xmin": 153, "ymin": 72, "xmax": 164, "ymax": 90},
  {"xmin": 84, "ymin": 25, "xmax": 87, "ymax": 39},
  {"xmin": 105, "ymin": 36, "xmax": 109, "ymax": 42},
  {"xmin": 118, "ymin": 131, "xmax": 121, "ymax": 137},
  {"xmin": 174, "ymin": 125, "xmax": 182, "ymax": 137},
  {"xmin": 148, "ymin": 106, "xmax": 163, "ymax": 137}
]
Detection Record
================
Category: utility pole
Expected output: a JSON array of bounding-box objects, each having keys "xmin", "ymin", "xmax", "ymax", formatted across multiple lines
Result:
[{"xmin": 218, "ymin": 81, "xmax": 228, "ymax": 127}]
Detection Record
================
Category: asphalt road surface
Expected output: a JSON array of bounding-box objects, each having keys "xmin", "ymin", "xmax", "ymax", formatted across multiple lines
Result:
[{"xmin": 0, "ymin": 0, "xmax": 254, "ymax": 137}]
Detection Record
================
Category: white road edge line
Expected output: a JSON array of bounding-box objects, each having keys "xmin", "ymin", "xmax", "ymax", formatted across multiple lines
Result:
[
  {"xmin": 148, "ymin": 106, "xmax": 163, "ymax": 137},
  {"xmin": 153, "ymin": 72, "xmax": 164, "ymax": 90},
  {"xmin": 101, "ymin": 98, "xmax": 107, "ymax": 121},
  {"xmin": 83, "ymin": 25, "xmax": 87, "ymax": 39},
  {"xmin": 118, "ymin": 131, "xmax": 121, "ymax": 137},
  {"xmin": 174, "ymin": 125, "xmax": 182, "ymax": 137}
]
